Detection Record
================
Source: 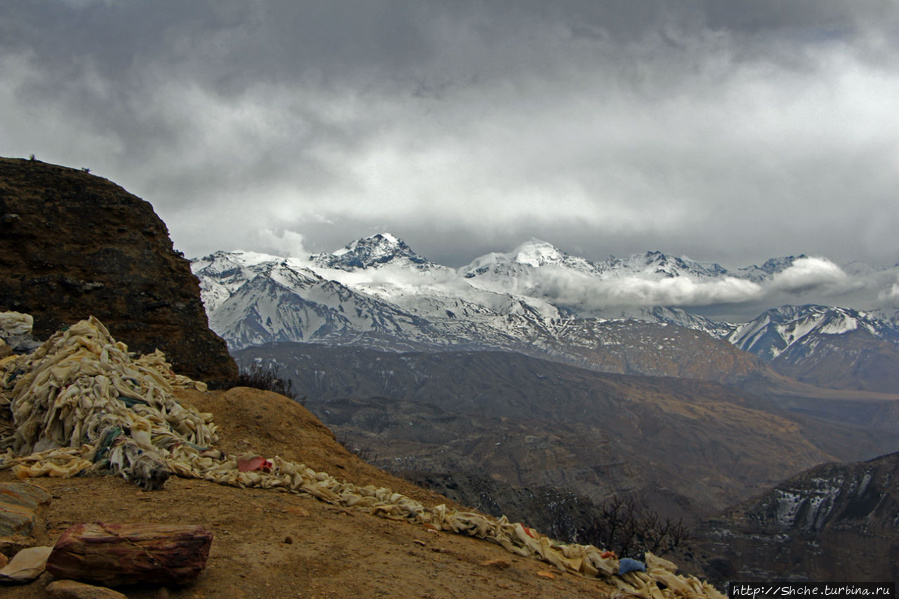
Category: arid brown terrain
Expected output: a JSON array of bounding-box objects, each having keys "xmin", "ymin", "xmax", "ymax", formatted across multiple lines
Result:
[{"xmin": 2, "ymin": 387, "xmax": 648, "ymax": 599}]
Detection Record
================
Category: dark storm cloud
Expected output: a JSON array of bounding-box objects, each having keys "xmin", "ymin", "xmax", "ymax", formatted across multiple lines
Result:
[{"xmin": 1, "ymin": 0, "xmax": 897, "ymax": 286}]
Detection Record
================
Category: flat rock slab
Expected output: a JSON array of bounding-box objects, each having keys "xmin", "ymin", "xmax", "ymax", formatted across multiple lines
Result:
[
  {"xmin": 47, "ymin": 579, "xmax": 129, "ymax": 599},
  {"xmin": 0, "ymin": 545, "xmax": 53, "ymax": 583},
  {"xmin": 0, "ymin": 482, "xmax": 51, "ymax": 537}
]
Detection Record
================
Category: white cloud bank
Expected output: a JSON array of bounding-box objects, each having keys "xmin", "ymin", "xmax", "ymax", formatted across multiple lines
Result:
[
  {"xmin": 306, "ymin": 247, "xmax": 898, "ymax": 323},
  {"xmin": 768, "ymin": 257, "xmax": 852, "ymax": 295}
]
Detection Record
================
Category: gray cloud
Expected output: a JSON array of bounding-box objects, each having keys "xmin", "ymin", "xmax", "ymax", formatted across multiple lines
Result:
[
  {"xmin": 1, "ymin": 0, "xmax": 897, "ymax": 275},
  {"xmin": 463, "ymin": 256, "xmax": 864, "ymax": 313}
]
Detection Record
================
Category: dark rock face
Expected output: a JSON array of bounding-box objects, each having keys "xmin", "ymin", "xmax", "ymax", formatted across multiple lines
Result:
[
  {"xmin": 688, "ymin": 452, "xmax": 899, "ymax": 584},
  {"xmin": 0, "ymin": 157, "xmax": 237, "ymax": 387}
]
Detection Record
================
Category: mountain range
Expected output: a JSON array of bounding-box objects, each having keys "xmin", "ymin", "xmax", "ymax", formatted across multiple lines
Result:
[
  {"xmin": 6, "ymin": 157, "xmax": 893, "ymax": 589},
  {"xmin": 192, "ymin": 233, "xmax": 899, "ymax": 392},
  {"xmin": 193, "ymin": 233, "xmax": 899, "ymax": 582}
]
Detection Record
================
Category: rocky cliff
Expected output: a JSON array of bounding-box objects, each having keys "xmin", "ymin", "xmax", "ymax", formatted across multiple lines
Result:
[
  {"xmin": 0, "ymin": 157, "xmax": 237, "ymax": 387},
  {"xmin": 689, "ymin": 451, "xmax": 899, "ymax": 584}
]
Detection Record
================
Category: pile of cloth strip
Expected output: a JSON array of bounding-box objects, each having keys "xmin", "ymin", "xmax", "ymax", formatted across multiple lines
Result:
[
  {"xmin": 0, "ymin": 315, "xmax": 213, "ymax": 489},
  {"xmin": 0, "ymin": 314, "xmax": 724, "ymax": 599}
]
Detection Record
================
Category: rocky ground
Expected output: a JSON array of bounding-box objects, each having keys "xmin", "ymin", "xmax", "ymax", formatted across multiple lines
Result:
[{"xmin": 1, "ymin": 387, "xmax": 647, "ymax": 599}]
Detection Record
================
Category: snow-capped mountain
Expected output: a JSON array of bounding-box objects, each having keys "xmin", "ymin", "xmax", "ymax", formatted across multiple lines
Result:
[
  {"xmin": 207, "ymin": 260, "xmax": 438, "ymax": 350},
  {"xmin": 192, "ymin": 233, "xmax": 898, "ymax": 388},
  {"xmin": 192, "ymin": 236, "xmax": 763, "ymax": 381},
  {"xmin": 872, "ymin": 307, "xmax": 899, "ymax": 327},
  {"xmin": 462, "ymin": 238, "xmax": 604, "ymax": 279},
  {"xmin": 461, "ymin": 240, "xmax": 732, "ymax": 282},
  {"xmin": 735, "ymin": 255, "xmax": 807, "ymax": 283},
  {"xmin": 602, "ymin": 250, "xmax": 729, "ymax": 280},
  {"xmin": 310, "ymin": 232, "xmax": 437, "ymax": 271},
  {"xmin": 459, "ymin": 240, "xmax": 736, "ymax": 313},
  {"xmin": 727, "ymin": 305, "xmax": 899, "ymax": 392},
  {"xmin": 194, "ymin": 245, "xmax": 560, "ymax": 354},
  {"xmin": 729, "ymin": 305, "xmax": 899, "ymax": 361},
  {"xmin": 192, "ymin": 250, "xmax": 283, "ymax": 312}
]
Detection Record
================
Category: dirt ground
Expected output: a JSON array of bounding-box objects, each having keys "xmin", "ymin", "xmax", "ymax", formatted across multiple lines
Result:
[{"xmin": 2, "ymin": 387, "xmax": 623, "ymax": 598}]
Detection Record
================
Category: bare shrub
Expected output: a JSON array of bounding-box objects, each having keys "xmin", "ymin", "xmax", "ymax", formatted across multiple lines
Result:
[
  {"xmin": 579, "ymin": 496, "xmax": 690, "ymax": 558},
  {"xmin": 236, "ymin": 362, "xmax": 297, "ymax": 401}
]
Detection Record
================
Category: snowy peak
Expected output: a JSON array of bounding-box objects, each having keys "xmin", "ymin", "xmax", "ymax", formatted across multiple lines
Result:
[
  {"xmin": 202, "ymin": 257, "xmax": 434, "ymax": 350},
  {"xmin": 511, "ymin": 238, "xmax": 569, "ymax": 267},
  {"xmin": 191, "ymin": 250, "xmax": 321, "ymax": 312},
  {"xmin": 729, "ymin": 304, "xmax": 899, "ymax": 360},
  {"xmin": 260, "ymin": 260, "xmax": 324, "ymax": 289},
  {"xmin": 463, "ymin": 239, "xmax": 601, "ymax": 279},
  {"xmin": 192, "ymin": 250, "xmax": 280, "ymax": 278},
  {"xmin": 193, "ymin": 235, "xmax": 899, "ymax": 392},
  {"xmin": 736, "ymin": 255, "xmax": 807, "ymax": 283},
  {"xmin": 192, "ymin": 250, "xmax": 281, "ymax": 312},
  {"xmin": 311, "ymin": 233, "xmax": 433, "ymax": 271},
  {"xmin": 604, "ymin": 251, "xmax": 729, "ymax": 279}
]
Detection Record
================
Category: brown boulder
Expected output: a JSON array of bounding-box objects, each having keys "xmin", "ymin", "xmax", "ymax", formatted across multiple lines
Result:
[
  {"xmin": 0, "ymin": 157, "xmax": 236, "ymax": 387},
  {"xmin": 46, "ymin": 523, "xmax": 213, "ymax": 587}
]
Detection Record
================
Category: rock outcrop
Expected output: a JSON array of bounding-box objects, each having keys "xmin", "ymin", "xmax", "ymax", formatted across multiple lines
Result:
[
  {"xmin": 0, "ymin": 157, "xmax": 236, "ymax": 387},
  {"xmin": 689, "ymin": 451, "xmax": 899, "ymax": 584}
]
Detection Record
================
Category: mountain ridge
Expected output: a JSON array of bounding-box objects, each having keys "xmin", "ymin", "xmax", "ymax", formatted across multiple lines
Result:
[{"xmin": 193, "ymin": 233, "xmax": 899, "ymax": 391}]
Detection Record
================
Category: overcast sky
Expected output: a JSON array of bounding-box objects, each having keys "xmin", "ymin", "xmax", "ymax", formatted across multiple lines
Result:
[{"xmin": 2, "ymin": 1, "xmax": 898, "ymax": 271}]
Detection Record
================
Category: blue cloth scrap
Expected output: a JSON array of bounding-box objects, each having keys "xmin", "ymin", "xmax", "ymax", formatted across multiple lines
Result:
[{"xmin": 618, "ymin": 558, "xmax": 646, "ymax": 575}]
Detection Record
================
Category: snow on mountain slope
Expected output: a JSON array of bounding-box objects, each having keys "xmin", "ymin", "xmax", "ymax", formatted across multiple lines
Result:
[
  {"xmin": 461, "ymin": 241, "xmax": 730, "ymax": 281},
  {"xmin": 735, "ymin": 255, "xmax": 807, "ymax": 283},
  {"xmin": 192, "ymin": 249, "xmax": 283, "ymax": 312},
  {"xmin": 463, "ymin": 238, "xmax": 604, "ymax": 277},
  {"xmin": 459, "ymin": 241, "xmax": 766, "ymax": 318},
  {"xmin": 308, "ymin": 235, "xmax": 565, "ymax": 326},
  {"xmin": 606, "ymin": 306, "xmax": 738, "ymax": 339},
  {"xmin": 872, "ymin": 307, "xmax": 899, "ymax": 327},
  {"xmin": 310, "ymin": 232, "xmax": 437, "ymax": 271},
  {"xmin": 194, "ymin": 248, "xmax": 560, "ymax": 354},
  {"xmin": 726, "ymin": 304, "xmax": 899, "ymax": 391},
  {"xmin": 729, "ymin": 305, "xmax": 899, "ymax": 360},
  {"xmin": 192, "ymin": 243, "xmax": 761, "ymax": 381},
  {"xmin": 193, "ymin": 235, "xmax": 897, "ymax": 387},
  {"xmin": 602, "ymin": 251, "xmax": 729, "ymax": 280},
  {"xmin": 207, "ymin": 260, "xmax": 440, "ymax": 349},
  {"xmin": 458, "ymin": 240, "xmax": 606, "ymax": 312}
]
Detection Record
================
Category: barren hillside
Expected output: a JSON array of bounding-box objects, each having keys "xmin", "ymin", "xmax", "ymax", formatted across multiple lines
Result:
[{"xmin": 1, "ymin": 387, "xmax": 716, "ymax": 598}]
